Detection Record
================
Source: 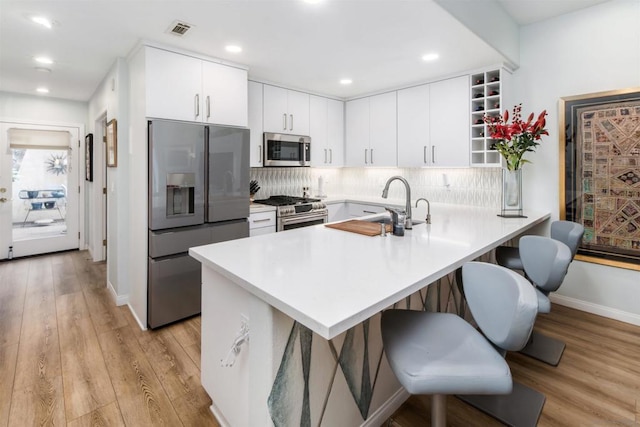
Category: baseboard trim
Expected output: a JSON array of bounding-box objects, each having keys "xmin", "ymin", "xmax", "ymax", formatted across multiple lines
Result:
[
  {"xmin": 124, "ymin": 303, "xmax": 147, "ymax": 331},
  {"xmin": 550, "ymin": 294, "xmax": 640, "ymax": 327},
  {"xmin": 107, "ymin": 280, "xmax": 128, "ymax": 306},
  {"xmin": 361, "ymin": 388, "xmax": 410, "ymax": 427}
]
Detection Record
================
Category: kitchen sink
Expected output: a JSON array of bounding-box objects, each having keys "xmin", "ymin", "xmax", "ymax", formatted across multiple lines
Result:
[{"xmin": 362, "ymin": 216, "xmax": 425, "ymax": 226}]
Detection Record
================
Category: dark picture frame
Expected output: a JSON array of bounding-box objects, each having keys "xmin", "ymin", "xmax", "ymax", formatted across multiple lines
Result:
[
  {"xmin": 106, "ymin": 119, "xmax": 117, "ymax": 167},
  {"xmin": 85, "ymin": 133, "xmax": 93, "ymax": 181},
  {"xmin": 559, "ymin": 87, "xmax": 640, "ymax": 271}
]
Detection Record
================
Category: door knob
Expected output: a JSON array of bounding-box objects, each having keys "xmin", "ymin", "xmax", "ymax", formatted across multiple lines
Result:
[
  {"xmin": 0, "ymin": 197, "xmax": 7, "ymax": 203},
  {"xmin": 0, "ymin": 188, "xmax": 6, "ymax": 193}
]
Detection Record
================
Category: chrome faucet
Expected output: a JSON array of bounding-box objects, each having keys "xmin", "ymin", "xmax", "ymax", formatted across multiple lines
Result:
[
  {"xmin": 381, "ymin": 176, "xmax": 413, "ymax": 230},
  {"xmin": 416, "ymin": 198, "xmax": 431, "ymax": 224}
]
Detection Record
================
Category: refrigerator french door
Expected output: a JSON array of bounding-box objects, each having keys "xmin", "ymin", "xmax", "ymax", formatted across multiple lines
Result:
[{"xmin": 148, "ymin": 119, "xmax": 249, "ymax": 329}]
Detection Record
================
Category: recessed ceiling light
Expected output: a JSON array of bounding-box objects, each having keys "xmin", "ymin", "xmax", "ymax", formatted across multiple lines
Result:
[
  {"xmin": 340, "ymin": 79, "xmax": 353, "ymax": 85},
  {"xmin": 225, "ymin": 45, "xmax": 242, "ymax": 53},
  {"xmin": 34, "ymin": 56, "xmax": 54, "ymax": 65},
  {"xmin": 422, "ymin": 53, "xmax": 439, "ymax": 62},
  {"xmin": 36, "ymin": 87, "xmax": 50, "ymax": 94},
  {"xmin": 31, "ymin": 16, "xmax": 53, "ymax": 29}
]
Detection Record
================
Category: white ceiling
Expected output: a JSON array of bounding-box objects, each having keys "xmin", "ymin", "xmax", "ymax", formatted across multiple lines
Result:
[{"xmin": 0, "ymin": 0, "xmax": 610, "ymax": 102}]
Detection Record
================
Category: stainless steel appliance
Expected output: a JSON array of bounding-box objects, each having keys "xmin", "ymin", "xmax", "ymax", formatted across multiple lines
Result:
[
  {"xmin": 254, "ymin": 195, "xmax": 328, "ymax": 231},
  {"xmin": 263, "ymin": 133, "xmax": 311, "ymax": 167},
  {"xmin": 148, "ymin": 119, "xmax": 250, "ymax": 328}
]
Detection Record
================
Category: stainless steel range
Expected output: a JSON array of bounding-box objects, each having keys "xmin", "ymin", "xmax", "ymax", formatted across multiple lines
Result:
[{"xmin": 254, "ymin": 195, "xmax": 328, "ymax": 232}]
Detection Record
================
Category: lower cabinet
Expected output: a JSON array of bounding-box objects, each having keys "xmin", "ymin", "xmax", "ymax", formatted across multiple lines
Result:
[{"xmin": 249, "ymin": 210, "xmax": 276, "ymax": 236}]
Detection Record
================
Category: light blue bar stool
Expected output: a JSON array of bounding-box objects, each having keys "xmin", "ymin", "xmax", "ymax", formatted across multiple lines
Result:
[
  {"xmin": 518, "ymin": 235, "xmax": 574, "ymax": 365},
  {"xmin": 495, "ymin": 220, "xmax": 584, "ymax": 271},
  {"xmin": 381, "ymin": 262, "xmax": 538, "ymax": 427}
]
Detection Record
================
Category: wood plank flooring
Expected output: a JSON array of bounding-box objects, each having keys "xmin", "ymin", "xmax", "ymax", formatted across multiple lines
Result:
[{"xmin": 1, "ymin": 250, "xmax": 638, "ymax": 426}]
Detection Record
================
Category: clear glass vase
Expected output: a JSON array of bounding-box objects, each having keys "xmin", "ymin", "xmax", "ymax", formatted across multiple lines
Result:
[{"xmin": 500, "ymin": 168, "xmax": 524, "ymax": 217}]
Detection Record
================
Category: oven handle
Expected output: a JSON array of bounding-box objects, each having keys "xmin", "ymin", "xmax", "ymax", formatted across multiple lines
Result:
[{"xmin": 278, "ymin": 212, "xmax": 328, "ymax": 231}]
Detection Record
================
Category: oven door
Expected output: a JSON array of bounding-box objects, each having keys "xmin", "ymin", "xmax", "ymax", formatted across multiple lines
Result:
[
  {"xmin": 278, "ymin": 212, "xmax": 328, "ymax": 232},
  {"xmin": 263, "ymin": 132, "xmax": 310, "ymax": 167}
]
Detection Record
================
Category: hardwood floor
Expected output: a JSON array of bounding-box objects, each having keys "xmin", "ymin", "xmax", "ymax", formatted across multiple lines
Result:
[
  {"xmin": 1, "ymin": 250, "xmax": 638, "ymax": 426},
  {"xmin": 0, "ymin": 251, "xmax": 218, "ymax": 427}
]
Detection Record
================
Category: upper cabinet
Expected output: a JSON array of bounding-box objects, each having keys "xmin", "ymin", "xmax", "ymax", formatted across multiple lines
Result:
[
  {"xmin": 470, "ymin": 68, "xmax": 511, "ymax": 167},
  {"xmin": 310, "ymin": 95, "xmax": 344, "ymax": 167},
  {"xmin": 263, "ymin": 85, "xmax": 310, "ymax": 135},
  {"xmin": 145, "ymin": 47, "xmax": 248, "ymax": 127},
  {"xmin": 429, "ymin": 75, "xmax": 469, "ymax": 167},
  {"xmin": 397, "ymin": 84, "xmax": 430, "ymax": 167},
  {"xmin": 248, "ymin": 81, "xmax": 264, "ymax": 167},
  {"xmin": 345, "ymin": 92, "xmax": 397, "ymax": 167}
]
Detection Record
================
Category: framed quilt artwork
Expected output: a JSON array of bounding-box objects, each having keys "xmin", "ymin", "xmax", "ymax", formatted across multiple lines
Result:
[{"xmin": 560, "ymin": 88, "xmax": 640, "ymax": 270}]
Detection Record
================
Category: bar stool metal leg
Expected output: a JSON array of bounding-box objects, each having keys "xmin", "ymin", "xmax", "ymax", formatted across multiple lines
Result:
[{"xmin": 432, "ymin": 394, "xmax": 447, "ymax": 427}]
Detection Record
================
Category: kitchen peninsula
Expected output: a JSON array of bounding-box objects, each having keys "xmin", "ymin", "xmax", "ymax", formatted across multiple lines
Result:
[{"xmin": 189, "ymin": 203, "xmax": 549, "ymax": 426}]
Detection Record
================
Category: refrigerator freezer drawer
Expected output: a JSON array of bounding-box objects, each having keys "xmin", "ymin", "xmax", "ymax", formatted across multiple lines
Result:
[
  {"xmin": 148, "ymin": 220, "xmax": 249, "ymax": 258},
  {"xmin": 148, "ymin": 254, "xmax": 202, "ymax": 329}
]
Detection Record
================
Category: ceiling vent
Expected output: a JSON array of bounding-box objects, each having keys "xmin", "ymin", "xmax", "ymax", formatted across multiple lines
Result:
[{"xmin": 167, "ymin": 20, "xmax": 193, "ymax": 37}]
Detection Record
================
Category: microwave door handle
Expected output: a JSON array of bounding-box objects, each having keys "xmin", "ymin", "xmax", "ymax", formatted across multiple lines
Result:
[{"xmin": 300, "ymin": 143, "xmax": 306, "ymax": 166}]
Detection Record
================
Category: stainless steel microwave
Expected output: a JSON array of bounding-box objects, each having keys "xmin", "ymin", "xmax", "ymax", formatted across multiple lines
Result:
[{"xmin": 263, "ymin": 133, "xmax": 311, "ymax": 167}]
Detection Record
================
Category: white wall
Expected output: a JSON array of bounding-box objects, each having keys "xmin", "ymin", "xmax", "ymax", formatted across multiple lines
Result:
[
  {"xmin": 87, "ymin": 58, "xmax": 130, "ymax": 305},
  {"xmin": 0, "ymin": 91, "xmax": 87, "ymax": 125},
  {"xmin": 515, "ymin": 0, "xmax": 640, "ymax": 323}
]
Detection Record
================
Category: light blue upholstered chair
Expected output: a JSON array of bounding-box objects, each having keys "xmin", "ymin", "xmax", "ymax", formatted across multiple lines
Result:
[
  {"xmin": 517, "ymin": 235, "xmax": 573, "ymax": 365},
  {"xmin": 381, "ymin": 262, "xmax": 538, "ymax": 427}
]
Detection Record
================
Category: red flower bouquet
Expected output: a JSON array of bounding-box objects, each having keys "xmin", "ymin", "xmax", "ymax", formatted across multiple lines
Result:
[{"xmin": 484, "ymin": 104, "xmax": 548, "ymax": 171}]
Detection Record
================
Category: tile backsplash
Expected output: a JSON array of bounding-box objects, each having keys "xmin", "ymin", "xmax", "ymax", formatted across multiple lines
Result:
[{"xmin": 250, "ymin": 167, "xmax": 502, "ymax": 207}]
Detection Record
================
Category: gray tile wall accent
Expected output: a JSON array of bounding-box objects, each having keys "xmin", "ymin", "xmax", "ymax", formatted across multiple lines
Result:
[{"xmin": 250, "ymin": 167, "xmax": 502, "ymax": 207}]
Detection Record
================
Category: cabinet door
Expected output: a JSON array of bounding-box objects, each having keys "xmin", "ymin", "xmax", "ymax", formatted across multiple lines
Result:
[
  {"xmin": 430, "ymin": 76, "xmax": 470, "ymax": 167},
  {"xmin": 398, "ymin": 84, "xmax": 430, "ymax": 167},
  {"xmin": 369, "ymin": 92, "xmax": 397, "ymax": 167},
  {"xmin": 248, "ymin": 81, "xmax": 264, "ymax": 167},
  {"xmin": 146, "ymin": 47, "xmax": 202, "ymax": 121},
  {"xmin": 326, "ymin": 99, "xmax": 344, "ymax": 167},
  {"xmin": 309, "ymin": 95, "xmax": 328, "ymax": 166},
  {"xmin": 345, "ymin": 97, "xmax": 370, "ymax": 167},
  {"xmin": 263, "ymin": 85, "xmax": 289, "ymax": 133},
  {"xmin": 202, "ymin": 61, "xmax": 248, "ymax": 127},
  {"xmin": 286, "ymin": 90, "xmax": 310, "ymax": 135}
]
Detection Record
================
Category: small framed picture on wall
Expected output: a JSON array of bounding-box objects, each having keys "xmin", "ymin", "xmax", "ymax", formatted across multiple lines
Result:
[
  {"xmin": 85, "ymin": 133, "xmax": 93, "ymax": 181},
  {"xmin": 106, "ymin": 119, "xmax": 117, "ymax": 167}
]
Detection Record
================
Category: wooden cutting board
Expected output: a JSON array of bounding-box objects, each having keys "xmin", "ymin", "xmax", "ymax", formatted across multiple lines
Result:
[{"xmin": 324, "ymin": 220, "xmax": 392, "ymax": 236}]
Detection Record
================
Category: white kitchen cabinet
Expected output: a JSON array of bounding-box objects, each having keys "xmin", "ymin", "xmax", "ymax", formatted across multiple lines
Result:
[
  {"xmin": 249, "ymin": 210, "xmax": 276, "ymax": 236},
  {"xmin": 429, "ymin": 76, "xmax": 469, "ymax": 167},
  {"xmin": 201, "ymin": 60, "xmax": 247, "ymax": 127},
  {"xmin": 310, "ymin": 96, "xmax": 344, "ymax": 167},
  {"xmin": 397, "ymin": 84, "xmax": 430, "ymax": 167},
  {"xmin": 327, "ymin": 202, "xmax": 348, "ymax": 222},
  {"xmin": 145, "ymin": 47, "xmax": 248, "ymax": 126},
  {"xmin": 345, "ymin": 92, "xmax": 397, "ymax": 167},
  {"xmin": 248, "ymin": 81, "xmax": 264, "ymax": 167},
  {"xmin": 346, "ymin": 203, "xmax": 386, "ymax": 217},
  {"xmin": 263, "ymin": 85, "xmax": 310, "ymax": 135}
]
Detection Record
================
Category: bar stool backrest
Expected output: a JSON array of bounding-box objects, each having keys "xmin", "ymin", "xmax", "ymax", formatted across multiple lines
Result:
[
  {"xmin": 550, "ymin": 220, "xmax": 585, "ymax": 260},
  {"xmin": 520, "ymin": 236, "xmax": 572, "ymax": 294}
]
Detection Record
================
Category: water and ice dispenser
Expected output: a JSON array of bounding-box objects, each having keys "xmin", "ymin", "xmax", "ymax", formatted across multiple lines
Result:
[{"xmin": 166, "ymin": 173, "xmax": 195, "ymax": 217}]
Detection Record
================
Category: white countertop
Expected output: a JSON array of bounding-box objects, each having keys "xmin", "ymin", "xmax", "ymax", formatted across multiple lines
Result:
[
  {"xmin": 190, "ymin": 203, "xmax": 549, "ymax": 340},
  {"xmin": 249, "ymin": 203, "xmax": 277, "ymax": 214}
]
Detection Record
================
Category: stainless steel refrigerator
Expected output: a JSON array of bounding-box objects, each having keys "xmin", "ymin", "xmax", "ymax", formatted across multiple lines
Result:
[{"xmin": 148, "ymin": 119, "xmax": 249, "ymax": 328}]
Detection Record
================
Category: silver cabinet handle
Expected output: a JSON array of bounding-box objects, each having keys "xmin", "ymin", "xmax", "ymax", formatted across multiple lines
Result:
[
  {"xmin": 283, "ymin": 113, "xmax": 287, "ymax": 130},
  {"xmin": 290, "ymin": 114, "xmax": 293, "ymax": 131},
  {"xmin": 363, "ymin": 210, "xmax": 377, "ymax": 214},
  {"xmin": 432, "ymin": 146, "xmax": 436, "ymax": 164},
  {"xmin": 252, "ymin": 218, "xmax": 271, "ymax": 223},
  {"xmin": 324, "ymin": 148, "xmax": 327, "ymax": 163},
  {"xmin": 370, "ymin": 148, "xmax": 374, "ymax": 164},
  {"xmin": 258, "ymin": 145, "xmax": 262, "ymax": 164},
  {"xmin": 206, "ymin": 95, "xmax": 211, "ymax": 119},
  {"xmin": 364, "ymin": 149, "xmax": 368, "ymax": 164},
  {"xmin": 195, "ymin": 94, "xmax": 200, "ymax": 118},
  {"xmin": 329, "ymin": 149, "xmax": 333, "ymax": 164},
  {"xmin": 424, "ymin": 146, "xmax": 427, "ymax": 164}
]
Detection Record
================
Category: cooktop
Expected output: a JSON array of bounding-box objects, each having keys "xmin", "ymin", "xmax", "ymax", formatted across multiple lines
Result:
[{"xmin": 254, "ymin": 195, "xmax": 321, "ymax": 207}]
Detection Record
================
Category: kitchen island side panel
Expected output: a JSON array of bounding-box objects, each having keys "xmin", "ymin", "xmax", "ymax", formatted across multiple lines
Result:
[{"xmin": 200, "ymin": 266, "xmax": 428, "ymax": 426}]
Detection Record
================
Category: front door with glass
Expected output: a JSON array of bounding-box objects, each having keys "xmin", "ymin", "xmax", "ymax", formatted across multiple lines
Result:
[{"xmin": 0, "ymin": 123, "xmax": 80, "ymax": 258}]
